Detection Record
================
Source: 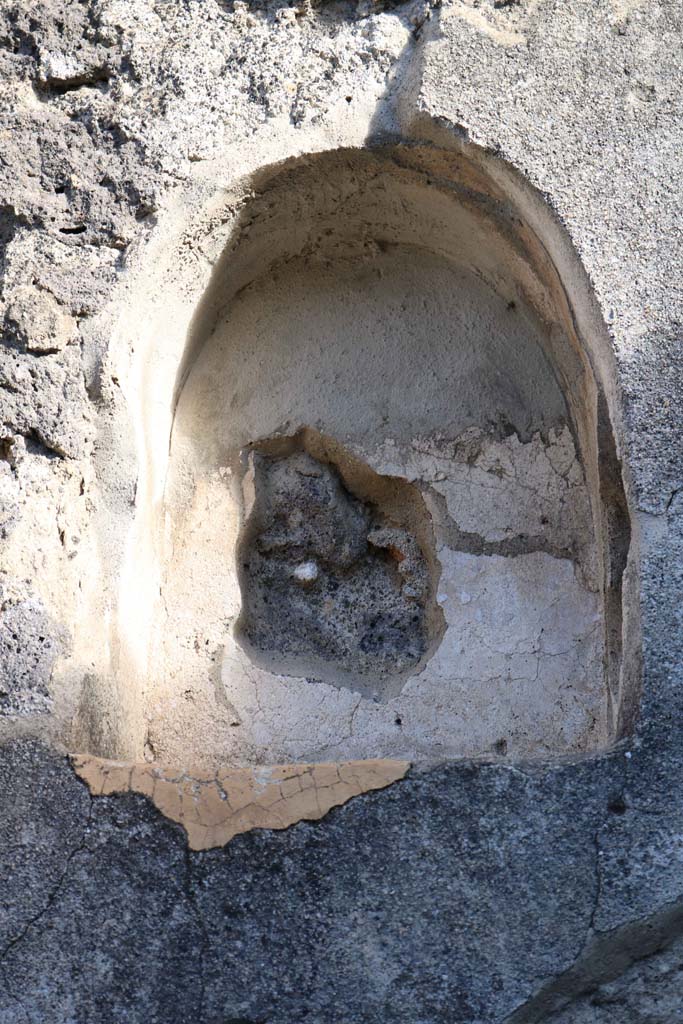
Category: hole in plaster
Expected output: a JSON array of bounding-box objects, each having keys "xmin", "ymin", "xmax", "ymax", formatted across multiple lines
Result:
[{"xmin": 235, "ymin": 429, "xmax": 444, "ymax": 699}]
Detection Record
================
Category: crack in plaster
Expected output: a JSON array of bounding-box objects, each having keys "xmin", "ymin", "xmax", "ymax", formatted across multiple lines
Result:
[
  {"xmin": 505, "ymin": 889, "xmax": 683, "ymax": 1024},
  {"xmin": 0, "ymin": 793, "xmax": 93, "ymax": 964},
  {"xmin": 504, "ymin": 756, "xmax": 633, "ymax": 1024},
  {"xmin": 0, "ymin": 791, "xmax": 93, "ymax": 1019},
  {"xmin": 583, "ymin": 757, "xmax": 629, "ymax": 955},
  {"xmin": 70, "ymin": 754, "xmax": 410, "ymax": 851},
  {"xmin": 426, "ymin": 486, "xmax": 578, "ymax": 565},
  {"xmin": 587, "ymin": 825, "xmax": 604, "ymax": 939},
  {"xmin": 665, "ymin": 485, "xmax": 683, "ymax": 514}
]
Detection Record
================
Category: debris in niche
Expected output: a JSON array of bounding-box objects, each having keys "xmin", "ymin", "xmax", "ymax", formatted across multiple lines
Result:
[
  {"xmin": 235, "ymin": 429, "xmax": 444, "ymax": 699},
  {"xmin": 71, "ymin": 754, "xmax": 410, "ymax": 850}
]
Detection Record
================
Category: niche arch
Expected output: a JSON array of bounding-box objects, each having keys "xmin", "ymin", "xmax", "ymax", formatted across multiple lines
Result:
[{"xmin": 97, "ymin": 140, "xmax": 640, "ymax": 768}]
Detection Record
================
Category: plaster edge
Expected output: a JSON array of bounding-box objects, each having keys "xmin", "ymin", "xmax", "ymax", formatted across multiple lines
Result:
[{"xmin": 70, "ymin": 753, "xmax": 410, "ymax": 850}]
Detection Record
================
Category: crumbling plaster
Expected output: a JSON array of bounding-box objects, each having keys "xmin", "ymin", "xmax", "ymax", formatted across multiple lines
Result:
[
  {"xmin": 0, "ymin": 0, "xmax": 681, "ymax": 1022},
  {"xmin": 0, "ymin": 0, "xmax": 641, "ymax": 762},
  {"xmin": 72, "ymin": 753, "xmax": 410, "ymax": 849},
  {"xmin": 66, "ymin": 138, "xmax": 638, "ymax": 768}
]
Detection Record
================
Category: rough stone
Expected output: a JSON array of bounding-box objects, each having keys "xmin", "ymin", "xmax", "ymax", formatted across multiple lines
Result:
[
  {"xmin": 3, "ymin": 286, "xmax": 76, "ymax": 354},
  {"xmin": 0, "ymin": 594, "xmax": 64, "ymax": 715},
  {"xmin": 238, "ymin": 444, "xmax": 435, "ymax": 694}
]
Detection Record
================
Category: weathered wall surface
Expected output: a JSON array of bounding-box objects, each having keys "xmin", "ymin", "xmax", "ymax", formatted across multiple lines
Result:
[
  {"xmin": 161, "ymin": 244, "xmax": 605, "ymax": 767},
  {"xmin": 1, "ymin": 0, "xmax": 682, "ymax": 1021}
]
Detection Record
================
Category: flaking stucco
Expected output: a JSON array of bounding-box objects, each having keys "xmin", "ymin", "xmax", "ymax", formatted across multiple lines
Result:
[{"xmin": 71, "ymin": 753, "xmax": 410, "ymax": 850}]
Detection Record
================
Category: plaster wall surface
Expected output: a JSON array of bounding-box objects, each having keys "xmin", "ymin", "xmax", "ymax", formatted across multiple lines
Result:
[
  {"xmin": 156, "ymin": 246, "xmax": 606, "ymax": 766},
  {"xmin": 0, "ymin": 1, "xmax": 681, "ymax": 1022}
]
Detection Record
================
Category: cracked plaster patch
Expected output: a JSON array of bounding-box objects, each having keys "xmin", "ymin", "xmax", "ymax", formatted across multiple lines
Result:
[
  {"xmin": 71, "ymin": 754, "xmax": 410, "ymax": 850},
  {"xmin": 147, "ymin": 418, "xmax": 606, "ymax": 765},
  {"xmin": 356, "ymin": 426, "xmax": 593, "ymax": 559},
  {"xmin": 214, "ymin": 549, "xmax": 604, "ymax": 765}
]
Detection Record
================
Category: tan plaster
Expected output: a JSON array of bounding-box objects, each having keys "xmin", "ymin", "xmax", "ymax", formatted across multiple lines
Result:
[{"xmin": 71, "ymin": 754, "xmax": 410, "ymax": 850}]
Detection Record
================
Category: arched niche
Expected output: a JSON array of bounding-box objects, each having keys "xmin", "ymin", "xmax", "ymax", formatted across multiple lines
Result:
[{"xmin": 93, "ymin": 141, "xmax": 640, "ymax": 768}]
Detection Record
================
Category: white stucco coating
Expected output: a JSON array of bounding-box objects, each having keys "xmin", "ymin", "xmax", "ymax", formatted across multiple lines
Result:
[{"xmin": 144, "ymin": 244, "xmax": 608, "ymax": 766}]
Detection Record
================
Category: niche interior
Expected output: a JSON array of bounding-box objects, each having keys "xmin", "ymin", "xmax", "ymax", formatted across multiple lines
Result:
[{"xmin": 111, "ymin": 145, "xmax": 639, "ymax": 768}]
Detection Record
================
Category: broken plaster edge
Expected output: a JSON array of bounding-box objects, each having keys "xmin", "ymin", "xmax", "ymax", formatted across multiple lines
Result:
[{"xmin": 70, "ymin": 753, "xmax": 411, "ymax": 851}]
